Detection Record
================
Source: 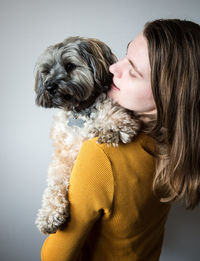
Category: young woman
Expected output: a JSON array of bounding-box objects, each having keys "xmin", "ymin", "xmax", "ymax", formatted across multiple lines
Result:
[{"xmin": 41, "ymin": 19, "xmax": 200, "ymax": 261}]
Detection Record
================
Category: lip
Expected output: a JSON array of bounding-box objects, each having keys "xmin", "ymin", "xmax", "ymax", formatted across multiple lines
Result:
[{"xmin": 110, "ymin": 82, "xmax": 120, "ymax": 91}]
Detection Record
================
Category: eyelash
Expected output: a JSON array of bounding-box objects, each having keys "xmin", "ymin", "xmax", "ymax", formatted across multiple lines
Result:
[{"xmin": 129, "ymin": 70, "xmax": 136, "ymax": 77}]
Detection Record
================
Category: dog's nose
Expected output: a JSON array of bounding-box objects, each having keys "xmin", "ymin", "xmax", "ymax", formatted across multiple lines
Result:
[{"xmin": 46, "ymin": 83, "xmax": 58, "ymax": 94}]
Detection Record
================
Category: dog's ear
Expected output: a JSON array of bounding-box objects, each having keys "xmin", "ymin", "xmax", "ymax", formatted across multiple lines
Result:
[
  {"xmin": 34, "ymin": 71, "xmax": 44, "ymax": 95},
  {"xmin": 79, "ymin": 40, "xmax": 117, "ymax": 93},
  {"xmin": 34, "ymin": 71, "xmax": 39, "ymax": 93}
]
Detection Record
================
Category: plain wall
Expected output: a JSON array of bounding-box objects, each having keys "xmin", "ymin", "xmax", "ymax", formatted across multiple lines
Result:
[{"xmin": 0, "ymin": 0, "xmax": 200, "ymax": 260}]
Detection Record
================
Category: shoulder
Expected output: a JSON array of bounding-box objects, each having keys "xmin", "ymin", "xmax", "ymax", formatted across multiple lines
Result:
[
  {"xmin": 70, "ymin": 135, "xmax": 115, "ymax": 215},
  {"xmin": 73, "ymin": 132, "xmax": 156, "ymax": 183},
  {"xmin": 81, "ymin": 133, "xmax": 156, "ymax": 159}
]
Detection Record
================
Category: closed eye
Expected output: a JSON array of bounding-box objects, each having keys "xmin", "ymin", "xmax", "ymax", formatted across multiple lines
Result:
[{"xmin": 129, "ymin": 70, "xmax": 136, "ymax": 77}]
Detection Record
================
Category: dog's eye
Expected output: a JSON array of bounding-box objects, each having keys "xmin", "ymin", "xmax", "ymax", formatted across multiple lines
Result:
[
  {"xmin": 64, "ymin": 63, "xmax": 76, "ymax": 72},
  {"xmin": 41, "ymin": 69, "xmax": 49, "ymax": 75},
  {"xmin": 41, "ymin": 64, "xmax": 51, "ymax": 74}
]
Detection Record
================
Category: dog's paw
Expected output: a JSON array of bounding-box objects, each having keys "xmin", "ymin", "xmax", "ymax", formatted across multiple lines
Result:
[
  {"xmin": 35, "ymin": 207, "xmax": 69, "ymax": 234},
  {"xmin": 97, "ymin": 118, "xmax": 140, "ymax": 146},
  {"xmin": 118, "ymin": 119, "xmax": 141, "ymax": 143},
  {"xmin": 97, "ymin": 130, "xmax": 120, "ymax": 147}
]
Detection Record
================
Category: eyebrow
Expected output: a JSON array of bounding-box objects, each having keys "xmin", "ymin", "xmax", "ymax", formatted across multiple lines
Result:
[{"xmin": 126, "ymin": 41, "xmax": 143, "ymax": 77}]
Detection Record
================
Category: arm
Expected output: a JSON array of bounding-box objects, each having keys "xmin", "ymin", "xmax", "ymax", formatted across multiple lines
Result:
[{"xmin": 41, "ymin": 139, "xmax": 114, "ymax": 261}]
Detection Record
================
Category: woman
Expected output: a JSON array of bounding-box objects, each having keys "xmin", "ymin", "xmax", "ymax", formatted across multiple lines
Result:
[{"xmin": 41, "ymin": 19, "xmax": 200, "ymax": 261}]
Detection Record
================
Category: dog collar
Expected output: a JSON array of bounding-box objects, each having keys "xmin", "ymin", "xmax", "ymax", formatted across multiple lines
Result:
[
  {"xmin": 68, "ymin": 105, "xmax": 97, "ymax": 128},
  {"xmin": 67, "ymin": 118, "xmax": 85, "ymax": 128}
]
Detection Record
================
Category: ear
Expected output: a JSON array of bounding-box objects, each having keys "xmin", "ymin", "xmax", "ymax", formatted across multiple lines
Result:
[
  {"xmin": 34, "ymin": 71, "xmax": 43, "ymax": 94},
  {"xmin": 88, "ymin": 55, "xmax": 112, "ymax": 93},
  {"xmin": 90, "ymin": 42, "xmax": 117, "ymax": 93},
  {"xmin": 34, "ymin": 71, "xmax": 39, "ymax": 93},
  {"xmin": 80, "ymin": 39, "xmax": 117, "ymax": 93}
]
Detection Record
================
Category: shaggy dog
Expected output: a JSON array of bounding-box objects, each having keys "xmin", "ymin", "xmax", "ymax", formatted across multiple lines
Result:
[{"xmin": 34, "ymin": 36, "xmax": 140, "ymax": 234}]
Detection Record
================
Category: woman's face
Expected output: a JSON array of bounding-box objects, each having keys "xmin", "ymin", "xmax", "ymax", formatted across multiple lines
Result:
[{"xmin": 108, "ymin": 32, "xmax": 156, "ymax": 114}]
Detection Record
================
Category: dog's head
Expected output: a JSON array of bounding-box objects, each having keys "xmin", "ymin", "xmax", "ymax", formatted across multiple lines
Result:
[{"xmin": 34, "ymin": 36, "xmax": 117, "ymax": 111}]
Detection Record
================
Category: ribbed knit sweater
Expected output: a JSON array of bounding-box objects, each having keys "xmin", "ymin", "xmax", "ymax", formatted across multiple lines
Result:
[{"xmin": 41, "ymin": 133, "xmax": 171, "ymax": 261}]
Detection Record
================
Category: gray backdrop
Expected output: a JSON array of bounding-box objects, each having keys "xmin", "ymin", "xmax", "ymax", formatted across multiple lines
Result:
[{"xmin": 1, "ymin": 0, "xmax": 200, "ymax": 260}]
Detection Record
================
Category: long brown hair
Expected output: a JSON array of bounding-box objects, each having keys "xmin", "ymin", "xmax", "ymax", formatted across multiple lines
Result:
[{"xmin": 142, "ymin": 19, "xmax": 200, "ymax": 209}]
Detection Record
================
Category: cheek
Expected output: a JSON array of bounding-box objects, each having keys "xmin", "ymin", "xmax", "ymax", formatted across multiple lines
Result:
[
  {"xmin": 137, "ymin": 81, "xmax": 153, "ymax": 100},
  {"xmin": 108, "ymin": 78, "xmax": 155, "ymax": 112},
  {"xmin": 128, "ymin": 82, "xmax": 155, "ymax": 109},
  {"xmin": 146, "ymin": 84, "xmax": 155, "ymax": 103}
]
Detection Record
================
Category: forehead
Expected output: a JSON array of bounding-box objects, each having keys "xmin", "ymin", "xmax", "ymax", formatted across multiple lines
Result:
[
  {"xmin": 127, "ymin": 33, "xmax": 147, "ymax": 52},
  {"xmin": 127, "ymin": 33, "xmax": 150, "ymax": 77}
]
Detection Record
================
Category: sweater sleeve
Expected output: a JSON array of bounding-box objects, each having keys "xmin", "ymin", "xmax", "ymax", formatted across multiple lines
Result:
[{"xmin": 41, "ymin": 139, "xmax": 114, "ymax": 261}]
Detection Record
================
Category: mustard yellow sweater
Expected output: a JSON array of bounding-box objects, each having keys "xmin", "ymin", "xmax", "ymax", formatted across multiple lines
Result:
[{"xmin": 41, "ymin": 134, "xmax": 171, "ymax": 261}]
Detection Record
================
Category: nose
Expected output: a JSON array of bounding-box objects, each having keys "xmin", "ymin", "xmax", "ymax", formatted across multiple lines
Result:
[
  {"xmin": 46, "ymin": 83, "xmax": 58, "ymax": 95},
  {"xmin": 109, "ymin": 59, "xmax": 124, "ymax": 78}
]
